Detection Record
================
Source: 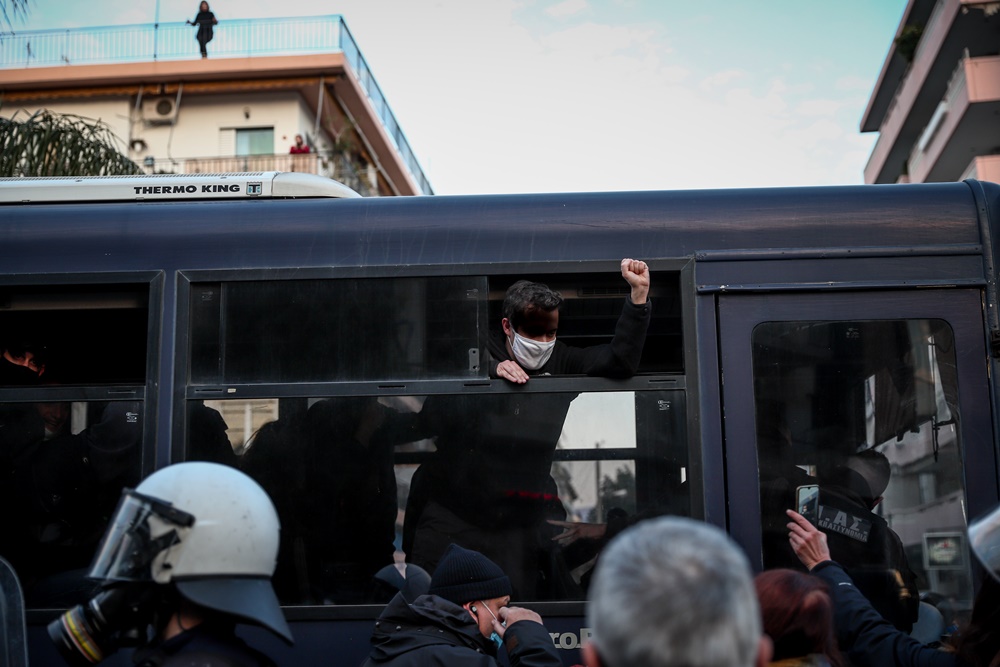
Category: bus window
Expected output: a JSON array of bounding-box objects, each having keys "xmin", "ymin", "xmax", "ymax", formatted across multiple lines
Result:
[
  {"xmin": 487, "ymin": 272, "xmax": 684, "ymax": 374},
  {"xmin": 0, "ymin": 285, "xmax": 149, "ymax": 386},
  {"xmin": 192, "ymin": 389, "xmax": 688, "ymax": 605},
  {"xmin": 0, "ymin": 400, "xmax": 144, "ymax": 607},
  {"xmin": 753, "ymin": 319, "xmax": 970, "ymax": 632},
  {"xmin": 190, "ymin": 277, "xmax": 488, "ymax": 383}
]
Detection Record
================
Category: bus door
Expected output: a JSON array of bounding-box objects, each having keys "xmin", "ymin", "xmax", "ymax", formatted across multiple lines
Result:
[{"xmin": 717, "ymin": 289, "xmax": 996, "ymax": 620}]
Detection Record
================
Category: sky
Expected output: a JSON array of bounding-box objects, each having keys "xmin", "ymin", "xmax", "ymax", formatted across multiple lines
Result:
[{"xmin": 12, "ymin": 0, "xmax": 909, "ymax": 195}]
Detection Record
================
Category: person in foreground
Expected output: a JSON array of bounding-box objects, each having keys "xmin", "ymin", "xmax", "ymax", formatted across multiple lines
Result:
[
  {"xmin": 754, "ymin": 569, "xmax": 844, "ymax": 667},
  {"xmin": 787, "ymin": 508, "xmax": 1000, "ymax": 667},
  {"xmin": 582, "ymin": 516, "xmax": 773, "ymax": 667},
  {"xmin": 363, "ymin": 543, "xmax": 561, "ymax": 667},
  {"xmin": 48, "ymin": 461, "xmax": 292, "ymax": 666}
]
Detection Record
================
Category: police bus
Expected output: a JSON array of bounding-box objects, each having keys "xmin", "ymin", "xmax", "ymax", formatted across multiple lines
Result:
[{"xmin": 0, "ymin": 172, "xmax": 998, "ymax": 665}]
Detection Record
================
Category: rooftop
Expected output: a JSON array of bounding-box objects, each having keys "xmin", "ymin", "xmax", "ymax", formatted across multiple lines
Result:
[{"xmin": 0, "ymin": 15, "xmax": 432, "ymax": 195}]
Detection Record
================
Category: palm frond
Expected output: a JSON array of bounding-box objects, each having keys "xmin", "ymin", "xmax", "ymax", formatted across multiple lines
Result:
[{"xmin": 0, "ymin": 109, "xmax": 142, "ymax": 177}]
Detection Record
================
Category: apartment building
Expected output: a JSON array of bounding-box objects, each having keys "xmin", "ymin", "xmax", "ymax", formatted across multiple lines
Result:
[
  {"xmin": 0, "ymin": 16, "xmax": 432, "ymax": 196},
  {"xmin": 862, "ymin": 0, "xmax": 1000, "ymax": 184}
]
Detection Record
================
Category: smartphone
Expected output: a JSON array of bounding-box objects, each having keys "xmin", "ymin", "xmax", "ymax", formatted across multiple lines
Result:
[{"xmin": 795, "ymin": 484, "xmax": 820, "ymax": 525}]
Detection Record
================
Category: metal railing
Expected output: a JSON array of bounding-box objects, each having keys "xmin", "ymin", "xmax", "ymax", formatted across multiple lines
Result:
[
  {"xmin": 0, "ymin": 16, "xmax": 433, "ymax": 195},
  {"xmin": 907, "ymin": 55, "xmax": 967, "ymax": 177},
  {"xmin": 144, "ymin": 152, "xmax": 377, "ymax": 197}
]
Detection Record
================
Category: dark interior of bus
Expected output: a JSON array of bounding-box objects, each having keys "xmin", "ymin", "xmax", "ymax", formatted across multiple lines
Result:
[
  {"xmin": 0, "ymin": 284, "xmax": 148, "ymax": 386},
  {"xmin": 189, "ymin": 271, "xmax": 683, "ymax": 384},
  {"xmin": 752, "ymin": 318, "xmax": 970, "ymax": 605}
]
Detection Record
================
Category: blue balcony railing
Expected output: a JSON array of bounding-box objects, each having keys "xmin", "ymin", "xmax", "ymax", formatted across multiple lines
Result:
[{"xmin": 0, "ymin": 15, "xmax": 433, "ymax": 195}]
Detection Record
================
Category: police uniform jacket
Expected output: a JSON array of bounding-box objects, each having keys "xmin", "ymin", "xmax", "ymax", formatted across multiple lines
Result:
[{"xmin": 817, "ymin": 485, "xmax": 919, "ymax": 632}]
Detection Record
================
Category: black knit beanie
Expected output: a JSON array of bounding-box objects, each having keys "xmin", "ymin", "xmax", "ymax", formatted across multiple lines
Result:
[{"xmin": 427, "ymin": 544, "xmax": 512, "ymax": 605}]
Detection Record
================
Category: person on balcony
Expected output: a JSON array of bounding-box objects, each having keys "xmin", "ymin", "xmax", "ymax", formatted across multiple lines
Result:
[
  {"xmin": 290, "ymin": 135, "xmax": 311, "ymax": 154},
  {"xmin": 187, "ymin": 2, "xmax": 218, "ymax": 59}
]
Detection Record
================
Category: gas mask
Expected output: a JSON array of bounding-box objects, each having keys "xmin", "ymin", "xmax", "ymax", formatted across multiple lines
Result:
[
  {"xmin": 48, "ymin": 488, "xmax": 195, "ymax": 665},
  {"xmin": 47, "ymin": 583, "xmax": 164, "ymax": 666}
]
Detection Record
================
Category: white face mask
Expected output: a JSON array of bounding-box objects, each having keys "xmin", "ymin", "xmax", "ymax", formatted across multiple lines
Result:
[{"xmin": 511, "ymin": 331, "xmax": 555, "ymax": 370}]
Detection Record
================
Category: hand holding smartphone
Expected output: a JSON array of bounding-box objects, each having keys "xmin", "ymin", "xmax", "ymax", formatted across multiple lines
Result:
[{"xmin": 795, "ymin": 484, "xmax": 819, "ymax": 525}]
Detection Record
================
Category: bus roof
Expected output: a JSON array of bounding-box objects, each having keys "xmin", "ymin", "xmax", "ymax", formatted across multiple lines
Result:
[{"xmin": 0, "ymin": 171, "xmax": 361, "ymax": 203}]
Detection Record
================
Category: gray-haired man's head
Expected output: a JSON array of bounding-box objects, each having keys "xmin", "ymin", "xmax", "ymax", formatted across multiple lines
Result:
[{"xmin": 584, "ymin": 516, "xmax": 771, "ymax": 667}]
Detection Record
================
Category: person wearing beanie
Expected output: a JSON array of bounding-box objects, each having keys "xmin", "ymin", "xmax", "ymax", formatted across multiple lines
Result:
[{"xmin": 362, "ymin": 544, "xmax": 562, "ymax": 667}]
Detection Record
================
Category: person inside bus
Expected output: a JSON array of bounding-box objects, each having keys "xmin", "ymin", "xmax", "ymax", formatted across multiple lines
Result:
[
  {"xmin": 757, "ymin": 402, "xmax": 819, "ymax": 572},
  {"xmin": 2, "ymin": 398, "xmax": 143, "ymax": 607},
  {"xmin": 240, "ymin": 396, "xmax": 405, "ymax": 604},
  {"xmin": 787, "ymin": 506, "xmax": 1000, "ymax": 667},
  {"xmin": 814, "ymin": 448, "xmax": 919, "ymax": 633},
  {"xmin": 401, "ymin": 259, "xmax": 651, "ymax": 599},
  {"xmin": 363, "ymin": 543, "xmax": 561, "ymax": 667},
  {"xmin": 0, "ymin": 337, "xmax": 48, "ymax": 383},
  {"xmin": 0, "ymin": 335, "xmax": 56, "ymax": 481}
]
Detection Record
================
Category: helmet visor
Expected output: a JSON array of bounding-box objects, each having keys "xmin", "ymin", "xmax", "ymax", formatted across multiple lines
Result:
[
  {"xmin": 969, "ymin": 505, "xmax": 1000, "ymax": 582},
  {"xmin": 88, "ymin": 490, "xmax": 196, "ymax": 582}
]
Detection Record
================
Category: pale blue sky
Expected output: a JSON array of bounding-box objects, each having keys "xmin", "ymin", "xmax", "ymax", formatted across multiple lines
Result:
[{"xmin": 11, "ymin": 0, "xmax": 908, "ymax": 194}]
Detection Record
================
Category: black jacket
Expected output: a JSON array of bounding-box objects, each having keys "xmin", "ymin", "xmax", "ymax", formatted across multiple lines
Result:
[
  {"xmin": 816, "ymin": 486, "xmax": 919, "ymax": 633},
  {"xmin": 133, "ymin": 620, "xmax": 277, "ymax": 667},
  {"xmin": 363, "ymin": 593, "xmax": 562, "ymax": 667},
  {"xmin": 192, "ymin": 10, "xmax": 215, "ymax": 45},
  {"xmin": 486, "ymin": 296, "xmax": 651, "ymax": 378},
  {"xmin": 811, "ymin": 561, "xmax": 963, "ymax": 667},
  {"xmin": 406, "ymin": 297, "xmax": 652, "ymax": 529}
]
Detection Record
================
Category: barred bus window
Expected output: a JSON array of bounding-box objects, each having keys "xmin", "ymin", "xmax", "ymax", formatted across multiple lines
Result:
[
  {"xmin": 754, "ymin": 319, "xmax": 970, "ymax": 633},
  {"xmin": 195, "ymin": 389, "xmax": 688, "ymax": 604},
  {"xmin": 190, "ymin": 278, "xmax": 488, "ymax": 383}
]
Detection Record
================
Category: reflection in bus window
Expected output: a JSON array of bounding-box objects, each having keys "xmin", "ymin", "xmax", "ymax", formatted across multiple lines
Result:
[
  {"xmin": 190, "ymin": 278, "xmax": 488, "ymax": 384},
  {"xmin": 0, "ymin": 400, "xmax": 143, "ymax": 607},
  {"xmin": 195, "ymin": 390, "xmax": 688, "ymax": 605},
  {"xmin": 754, "ymin": 319, "xmax": 969, "ymax": 633}
]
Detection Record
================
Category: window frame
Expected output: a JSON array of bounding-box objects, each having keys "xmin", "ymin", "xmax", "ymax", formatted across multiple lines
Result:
[
  {"xmin": 717, "ymin": 289, "xmax": 996, "ymax": 571},
  {"xmin": 174, "ymin": 265, "xmax": 691, "ymax": 614}
]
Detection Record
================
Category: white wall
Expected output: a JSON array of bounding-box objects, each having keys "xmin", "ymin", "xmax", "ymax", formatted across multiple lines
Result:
[{"xmin": 3, "ymin": 91, "xmax": 334, "ymax": 167}]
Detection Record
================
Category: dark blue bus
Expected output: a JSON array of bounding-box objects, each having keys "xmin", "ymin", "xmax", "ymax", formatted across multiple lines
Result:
[{"xmin": 1, "ymin": 172, "xmax": 998, "ymax": 665}]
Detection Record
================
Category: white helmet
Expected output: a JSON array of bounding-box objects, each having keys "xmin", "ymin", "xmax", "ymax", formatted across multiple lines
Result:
[{"xmin": 88, "ymin": 461, "xmax": 292, "ymax": 643}]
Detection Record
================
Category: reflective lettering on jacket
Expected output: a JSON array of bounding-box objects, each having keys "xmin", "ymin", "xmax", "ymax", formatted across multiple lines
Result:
[{"xmin": 817, "ymin": 505, "xmax": 872, "ymax": 543}]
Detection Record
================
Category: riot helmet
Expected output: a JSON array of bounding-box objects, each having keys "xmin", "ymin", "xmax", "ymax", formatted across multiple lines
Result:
[{"xmin": 88, "ymin": 461, "xmax": 292, "ymax": 643}]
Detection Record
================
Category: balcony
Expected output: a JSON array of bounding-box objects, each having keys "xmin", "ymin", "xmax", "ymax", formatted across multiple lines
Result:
[
  {"xmin": 145, "ymin": 152, "xmax": 377, "ymax": 197},
  {"xmin": 0, "ymin": 15, "xmax": 433, "ymax": 195},
  {"xmin": 906, "ymin": 55, "xmax": 1000, "ymax": 182},
  {"xmin": 863, "ymin": 0, "xmax": 1000, "ymax": 184}
]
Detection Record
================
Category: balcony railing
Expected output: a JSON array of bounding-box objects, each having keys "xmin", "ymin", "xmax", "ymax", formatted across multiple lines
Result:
[
  {"xmin": 145, "ymin": 152, "xmax": 377, "ymax": 197},
  {"xmin": 0, "ymin": 15, "xmax": 433, "ymax": 195},
  {"xmin": 907, "ymin": 55, "xmax": 968, "ymax": 178}
]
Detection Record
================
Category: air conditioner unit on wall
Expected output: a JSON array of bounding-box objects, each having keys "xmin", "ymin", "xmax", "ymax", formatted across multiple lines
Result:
[{"xmin": 142, "ymin": 97, "xmax": 179, "ymax": 125}]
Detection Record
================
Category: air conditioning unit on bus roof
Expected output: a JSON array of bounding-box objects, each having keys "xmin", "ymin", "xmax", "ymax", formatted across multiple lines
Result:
[{"xmin": 142, "ymin": 98, "xmax": 179, "ymax": 125}]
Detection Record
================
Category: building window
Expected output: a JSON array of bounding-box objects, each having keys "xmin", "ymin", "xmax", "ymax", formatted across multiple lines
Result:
[{"xmin": 236, "ymin": 128, "xmax": 275, "ymax": 156}]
